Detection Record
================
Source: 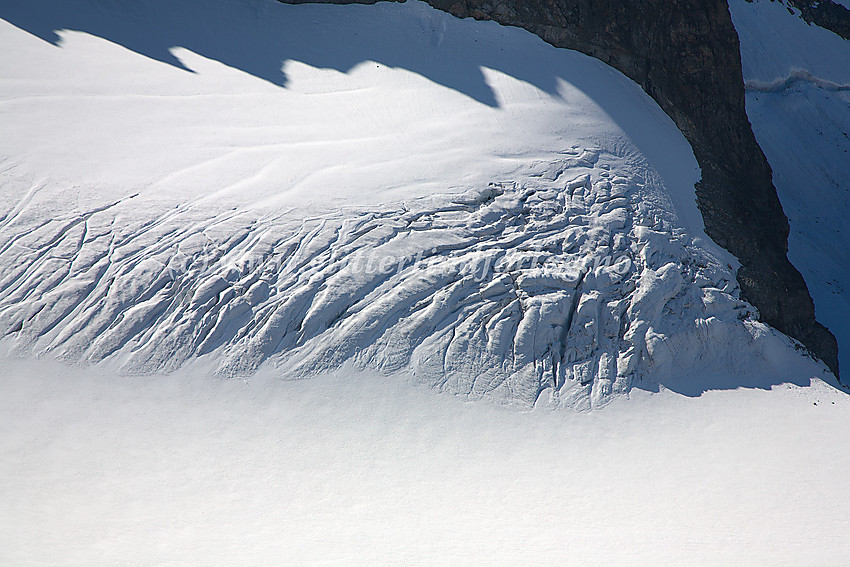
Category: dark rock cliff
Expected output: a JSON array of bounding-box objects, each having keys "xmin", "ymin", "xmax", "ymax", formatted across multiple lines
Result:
[
  {"xmin": 281, "ymin": 0, "xmax": 841, "ymax": 377},
  {"xmin": 785, "ymin": 0, "xmax": 850, "ymax": 40}
]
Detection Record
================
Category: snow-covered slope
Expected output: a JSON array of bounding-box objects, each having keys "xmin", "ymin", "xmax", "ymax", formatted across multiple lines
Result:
[
  {"xmin": 0, "ymin": 0, "xmax": 832, "ymax": 408},
  {"xmin": 730, "ymin": 0, "xmax": 850, "ymax": 376},
  {"xmin": 2, "ymin": 2, "xmax": 850, "ymax": 563},
  {"xmin": 3, "ymin": 357, "xmax": 850, "ymax": 566}
]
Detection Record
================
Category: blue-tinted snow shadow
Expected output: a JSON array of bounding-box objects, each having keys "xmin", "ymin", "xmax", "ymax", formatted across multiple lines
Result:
[
  {"xmin": 0, "ymin": 0, "xmax": 677, "ymax": 136},
  {"xmin": 636, "ymin": 360, "xmax": 847, "ymax": 398},
  {"xmin": 0, "ymin": 0, "xmax": 696, "ymax": 205},
  {"xmin": 640, "ymin": 372, "xmax": 813, "ymax": 398},
  {"xmin": 0, "ymin": 0, "xmax": 702, "ymax": 220},
  {"xmin": 0, "ymin": 0, "xmax": 530, "ymax": 107}
]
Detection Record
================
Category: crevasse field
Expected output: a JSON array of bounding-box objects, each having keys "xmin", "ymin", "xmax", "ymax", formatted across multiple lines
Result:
[{"xmin": 1, "ymin": 0, "xmax": 849, "ymax": 564}]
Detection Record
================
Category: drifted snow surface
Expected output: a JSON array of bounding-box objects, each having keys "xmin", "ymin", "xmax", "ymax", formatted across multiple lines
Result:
[
  {"xmin": 1, "ymin": 358, "xmax": 850, "ymax": 565},
  {"xmin": 730, "ymin": 0, "xmax": 850, "ymax": 376},
  {"xmin": 0, "ymin": 0, "xmax": 832, "ymax": 409}
]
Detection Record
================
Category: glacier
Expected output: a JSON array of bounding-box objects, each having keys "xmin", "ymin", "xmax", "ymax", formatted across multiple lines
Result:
[
  {"xmin": 0, "ymin": 0, "xmax": 833, "ymax": 409},
  {"xmin": 2, "ymin": 1, "xmax": 850, "ymax": 564}
]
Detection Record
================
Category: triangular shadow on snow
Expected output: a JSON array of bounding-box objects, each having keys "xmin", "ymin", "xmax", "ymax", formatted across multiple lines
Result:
[
  {"xmin": 0, "ymin": 0, "xmax": 547, "ymax": 108},
  {"xmin": 0, "ymin": 0, "xmax": 680, "ymax": 201}
]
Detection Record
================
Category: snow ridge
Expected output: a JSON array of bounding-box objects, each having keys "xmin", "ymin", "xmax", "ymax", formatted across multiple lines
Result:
[
  {"xmin": 745, "ymin": 69, "xmax": 850, "ymax": 92},
  {"xmin": 0, "ymin": 147, "xmax": 813, "ymax": 409}
]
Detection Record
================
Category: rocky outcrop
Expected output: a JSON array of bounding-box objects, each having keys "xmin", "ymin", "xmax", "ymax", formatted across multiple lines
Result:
[
  {"xmin": 280, "ymin": 0, "xmax": 840, "ymax": 377},
  {"xmin": 785, "ymin": 0, "xmax": 850, "ymax": 40}
]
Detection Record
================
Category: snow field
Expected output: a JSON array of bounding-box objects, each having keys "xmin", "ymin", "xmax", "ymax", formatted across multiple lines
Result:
[{"xmin": 1, "ymin": 357, "xmax": 849, "ymax": 566}]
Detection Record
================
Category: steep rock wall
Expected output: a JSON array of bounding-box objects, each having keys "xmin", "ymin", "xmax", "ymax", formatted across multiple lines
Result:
[{"xmin": 786, "ymin": 0, "xmax": 850, "ymax": 40}]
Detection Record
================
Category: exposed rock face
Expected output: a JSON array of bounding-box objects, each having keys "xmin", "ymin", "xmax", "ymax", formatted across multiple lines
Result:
[
  {"xmin": 280, "ymin": 0, "xmax": 840, "ymax": 376},
  {"xmin": 785, "ymin": 0, "xmax": 850, "ymax": 40}
]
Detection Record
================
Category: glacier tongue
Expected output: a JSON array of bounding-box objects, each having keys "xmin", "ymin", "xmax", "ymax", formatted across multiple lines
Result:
[
  {"xmin": 0, "ymin": 0, "xmax": 831, "ymax": 408},
  {"xmin": 0, "ymin": 146, "xmax": 818, "ymax": 409}
]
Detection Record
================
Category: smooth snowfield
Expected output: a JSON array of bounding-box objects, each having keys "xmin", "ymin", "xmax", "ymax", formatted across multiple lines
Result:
[
  {"xmin": 1, "ymin": 357, "xmax": 849, "ymax": 566},
  {"xmin": 730, "ymin": 0, "xmax": 850, "ymax": 375},
  {"xmin": 0, "ymin": 0, "xmax": 832, "ymax": 406}
]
